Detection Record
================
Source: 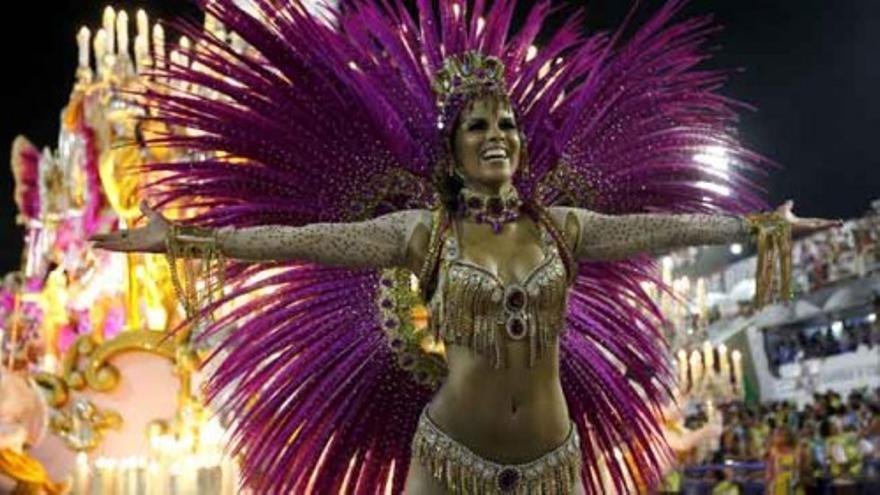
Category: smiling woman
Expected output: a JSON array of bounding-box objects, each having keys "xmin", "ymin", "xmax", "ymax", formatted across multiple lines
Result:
[
  {"xmin": 78, "ymin": 0, "xmax": 835, "ymax": 493},
  {"xmin": 453, "ymin": 97, "xmax": 523, "ymax": 192}
]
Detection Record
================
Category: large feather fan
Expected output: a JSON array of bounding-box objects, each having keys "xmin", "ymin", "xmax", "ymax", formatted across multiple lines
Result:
[{"xmin": 142, "ymin": 1, "xmax": 767, "ymax": 493}]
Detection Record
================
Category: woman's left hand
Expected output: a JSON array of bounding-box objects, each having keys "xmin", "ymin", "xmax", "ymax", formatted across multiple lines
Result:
[{"xmin": 775, "ymin": 200, "xmax": 843, "ymax": 236}]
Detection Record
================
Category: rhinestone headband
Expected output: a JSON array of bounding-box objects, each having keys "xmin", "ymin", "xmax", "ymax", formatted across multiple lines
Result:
[{"xmin": 432, "ymin": 51, "xmax": 509, "ymax": 129}]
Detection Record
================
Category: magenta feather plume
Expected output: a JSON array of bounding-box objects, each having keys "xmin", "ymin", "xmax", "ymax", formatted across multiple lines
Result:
[{"xmin": 11, "ymin": 135, "xmax": 41, "ymax": 223}]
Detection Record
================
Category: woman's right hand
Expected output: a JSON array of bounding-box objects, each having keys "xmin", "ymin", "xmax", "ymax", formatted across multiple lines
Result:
[{"xmin": 89, "ymin": 200, "xmax": 170, "ymax": 253}]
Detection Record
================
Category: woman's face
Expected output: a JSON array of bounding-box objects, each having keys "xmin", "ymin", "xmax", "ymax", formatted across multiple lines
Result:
[{"xmin": 452, "ymin": 96, "xmax": 521, "ymax": 191}]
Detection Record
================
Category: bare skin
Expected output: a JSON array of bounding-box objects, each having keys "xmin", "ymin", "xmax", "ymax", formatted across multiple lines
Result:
[
  {"xmin": 91, "ymin": 96, "xmax": 840, "ymax": 494},
  {"xmin": 401, "ymin": 98, "xmax": 582, "ymax": 493}
]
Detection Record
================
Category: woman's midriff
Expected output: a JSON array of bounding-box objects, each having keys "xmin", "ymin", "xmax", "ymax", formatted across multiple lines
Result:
[{"xmin": 426, "ymin": 338, "xmax": 571, "ymax": 464}]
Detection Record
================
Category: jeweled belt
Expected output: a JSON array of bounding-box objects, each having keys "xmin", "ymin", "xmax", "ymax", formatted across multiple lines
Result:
[{"xmin": 412, "ymin": 407, "xmax": 583, "ymax": 494}]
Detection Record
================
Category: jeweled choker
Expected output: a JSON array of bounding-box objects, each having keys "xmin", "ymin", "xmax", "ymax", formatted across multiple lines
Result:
[{"xmin": 458, "ymin": 186, "xmax": 522, "ymax": 233}]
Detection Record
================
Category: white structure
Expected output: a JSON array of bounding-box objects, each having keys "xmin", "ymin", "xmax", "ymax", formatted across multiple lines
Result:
[{"xmin": 746, "ymin": 324, "xmax": 880, "ymax": 406}]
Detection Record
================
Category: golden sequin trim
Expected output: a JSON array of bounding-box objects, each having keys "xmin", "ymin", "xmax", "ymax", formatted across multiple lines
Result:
[
  {"xmin": 427, "ymin": 220, "xmax": 570, "ymax": 368},
  {"xmin": 745, "ymin": 211, "xmax": 792, "ymax": 307},
  {"xmin": 412, "ymin": 408, "xmax": 583, "ymax": 495}
]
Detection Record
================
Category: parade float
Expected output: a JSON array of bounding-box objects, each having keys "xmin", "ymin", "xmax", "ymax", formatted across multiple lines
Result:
[{"xmin": 0, "ymin": 6, "xmax": 247, "ymax": 494}]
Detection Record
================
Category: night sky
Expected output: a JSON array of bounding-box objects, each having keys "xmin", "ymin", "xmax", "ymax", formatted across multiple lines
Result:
[{"xmin": 1, "ymin": 0, "xmax": 878, "ymax": 273}]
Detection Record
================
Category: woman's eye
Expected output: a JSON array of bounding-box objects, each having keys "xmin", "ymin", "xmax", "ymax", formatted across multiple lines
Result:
[
  {"xmin": 468, "ymin": 121, "xmax": 487, "ymax": 131},
  {"xmin": 501, "ymin": 120, "xmax": 516, "ymax": 130}
]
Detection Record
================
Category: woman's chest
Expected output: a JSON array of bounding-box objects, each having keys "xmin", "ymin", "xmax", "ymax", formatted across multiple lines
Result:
[
  {"xmin": 434, "ymin": 223, "xmax": 569, "ymax": 336},
  {"xmin": 445, "ymin": 220, "xmax": 558, "ymax": 289}
]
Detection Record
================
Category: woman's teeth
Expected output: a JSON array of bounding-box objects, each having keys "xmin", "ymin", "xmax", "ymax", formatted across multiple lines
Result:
[{"xmin": 482, "ymin": 149, "xmax": 507, "ymax": 160}]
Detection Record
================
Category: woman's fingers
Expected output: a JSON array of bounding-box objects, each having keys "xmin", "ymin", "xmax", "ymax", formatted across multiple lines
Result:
[
  {"xmin": 88, "ymin": 233, "xmax": 112, "ymax": 242},
  {"xmin": 140, "ymin": 200, "xmax": 159, "ymax": 220},
  {"xmin": 806, "ymin": 217, "xmax": 842, "ymax": 230},
  {"xmin": 90, "ymin": 230, "xmax": 138, "ymax": 251},
  {"xmin": 138, "ymin": 200, "xmax": 161, "ymax": 225},
  {"xmin": 775, "ymin": 198, "xmax": 843, "ymax": 236},
  {"xmin": 92, "ymin": 235, "xmax": 124, "ymax": 251},
  {"xmin": 90, "ymin": 202, "xmax": 167, "ymax": 253},
  {"xmin": 776, "ymin": 200, "xmax": 794, "ymax": 214},
  {"xmin": 792, "ymin": 217, "xmax": 844, "ymax": 235}
]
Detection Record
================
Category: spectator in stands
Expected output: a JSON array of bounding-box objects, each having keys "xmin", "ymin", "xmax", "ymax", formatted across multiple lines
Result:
[
  {"xmin": 766, "ymin": 428, "xmax": 801, "ymax": 494},
  {"xmin": 710, "ymin": 467, "xmax": 740, "ymax": 495}
]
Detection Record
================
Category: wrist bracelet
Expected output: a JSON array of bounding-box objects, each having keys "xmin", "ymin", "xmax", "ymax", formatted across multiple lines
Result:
[
  {"xmin": 165, "ymin": 223, "xmax": 226, "ymax": 320},
  {"xmin": 745, "ymin": 212, "xmax": 792, "ymax": 308}
]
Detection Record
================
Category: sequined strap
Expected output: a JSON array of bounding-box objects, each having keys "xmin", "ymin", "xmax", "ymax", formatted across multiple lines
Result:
[
  {"xmin": 417, "ymin": 208, "xmax": 449, "ymax": 301},
  {"xmin": 530, "ymin": 202, "xmax": 577, "ymax": 285},
  {"xmin": 412, "ymin": 409, "xmax": 583, "ymax": 495}
]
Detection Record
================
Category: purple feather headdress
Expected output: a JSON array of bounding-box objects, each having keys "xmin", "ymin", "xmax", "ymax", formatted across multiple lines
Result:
[{"xmin": 140, "ymin": 0, "xmax": 769, "ymax": 493}]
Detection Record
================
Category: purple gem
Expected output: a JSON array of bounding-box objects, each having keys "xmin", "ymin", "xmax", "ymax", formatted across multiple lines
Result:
[
  {"xmin": 384, "ymin": 318, "xmax": 398, "ymax": 329},
  {"xmin": 381, "ymin": 298, "xmax": 394, "ymax": 309},
  {"xmin": 389, "ymin": 337, "xmax": 404, "ymax": 349},
  {"xmin": 506, "ymin": 317, "xmax": 527, "ymax": 340},
  {"xmin": 505, "ymin": 287, "xmax": 526, "ymax": 312},
  {"xmin": 496, "ymin": 467, "xmax": 521, "ymax": 492},
  {"xmin": 380, "ymin": 278, "xmax": 394, "ymax": 288}
]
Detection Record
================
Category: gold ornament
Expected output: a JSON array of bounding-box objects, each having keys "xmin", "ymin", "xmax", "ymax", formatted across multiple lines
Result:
[
  {"xmin": 377, "ymin": 267, "xmax": 446, "ymax": 388},
  {"xmin": 164, "ymin": 223, "xmax": 226, "ymax": 321},
  {"xmin": 745, "ymin": 212, "xmax": 792, "ymax": 308},
  {"xmin": 50, "ymin": 398, "xmax": 122, "ymax": 452},
  {"xmin": 432, "ymin": 51, "xmax": 508, "ymax": 113}
]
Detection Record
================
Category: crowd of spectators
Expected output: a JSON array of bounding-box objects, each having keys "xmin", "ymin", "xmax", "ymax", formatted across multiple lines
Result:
[
  {"xmin": 793, "ymin": 209, "xmax": 879, "ymax": 292},
  {"xmin": 678, "ymin": 389, "xmax": 880, "ymax": 494},
  {"xmin": 764, "ymin": 296, "xmax": 878, "ymax": 372}
]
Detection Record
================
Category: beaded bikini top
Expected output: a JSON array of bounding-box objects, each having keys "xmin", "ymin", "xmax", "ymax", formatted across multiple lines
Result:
[{"xmin": 426, "ymin": 213, "xmax": 573, "ymax": 368}]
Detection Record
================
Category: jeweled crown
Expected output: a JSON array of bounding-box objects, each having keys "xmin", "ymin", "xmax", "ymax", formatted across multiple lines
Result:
[{"xmin": 432, "ymin": 52, "xmax": 508, "ymax": 123}]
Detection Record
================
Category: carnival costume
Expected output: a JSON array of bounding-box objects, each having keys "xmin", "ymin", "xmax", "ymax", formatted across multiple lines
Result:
[{"xmin": 140, "ymin": 1, "xmax": 785, "ymax": 493}]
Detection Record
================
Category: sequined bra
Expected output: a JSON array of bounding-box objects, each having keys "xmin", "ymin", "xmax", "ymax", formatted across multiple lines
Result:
[{"xmin": 426, "ymin": 216, "xmax": 572, "ymax": 368}]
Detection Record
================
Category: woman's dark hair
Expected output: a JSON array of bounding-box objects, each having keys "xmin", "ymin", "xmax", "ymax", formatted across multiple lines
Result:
[{"xmin": 434, "ymin": 149, "xmax": 465, "ymax": 213}]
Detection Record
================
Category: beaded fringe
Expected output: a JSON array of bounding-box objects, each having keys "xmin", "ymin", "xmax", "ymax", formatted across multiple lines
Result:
[
  {"xmin": 412, "ymin": 410, "xmax": 582, "ymax": 495},
  {"xmin": 745, "ymin": 212, "xmax": 792, "ymax": 308},
  {"xmin": 427, "ymin": 299, "xmax": 565, "ymax": 369},
  {"xmin": 427, "ymin": 223, "xmax": 569, "ymax": 369}
]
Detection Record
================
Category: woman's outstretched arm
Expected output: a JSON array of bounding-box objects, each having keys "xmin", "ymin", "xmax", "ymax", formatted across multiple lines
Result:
[
  {"xmin": 216, "ymin": 209, "xmax": 431, "ymax": 269},
  {"xmin": 553, "ymin": 207, "xmax": 749, "ymax": 261},
  {"xmin": 552, "ymin": 201, "xmax": 838, "ymax": 262},
  {"xmin": 90, "ymin": 201, "xmax": 432, "ymax": 270}
]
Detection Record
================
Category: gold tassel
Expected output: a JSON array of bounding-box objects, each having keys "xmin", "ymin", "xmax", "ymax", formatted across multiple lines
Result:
[
  {"xmin": 745, "ymin": 212, "xmax": 792, "ymax": 308},
  {"xmin": 165, "ymin": 223, "xmax": 226, "ymax": 321}
]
